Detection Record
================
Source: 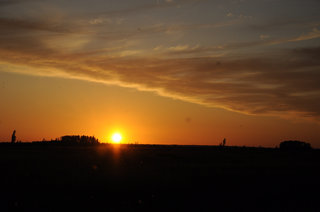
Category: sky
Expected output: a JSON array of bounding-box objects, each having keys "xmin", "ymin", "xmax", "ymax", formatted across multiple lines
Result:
[{"xmin": 0, "ymin": 0, "xmax": 320, "ymax": 147}]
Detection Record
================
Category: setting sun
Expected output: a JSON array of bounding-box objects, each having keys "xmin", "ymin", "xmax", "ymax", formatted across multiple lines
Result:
[{"xmin": 111, "ymin": 132, "xmax": 122, "ymax": 144}]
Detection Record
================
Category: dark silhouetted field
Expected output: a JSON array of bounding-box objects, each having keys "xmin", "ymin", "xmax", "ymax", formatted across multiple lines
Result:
[{"xmin": 0, "ymin": 143, "xmax": 319, "ymax": 211}]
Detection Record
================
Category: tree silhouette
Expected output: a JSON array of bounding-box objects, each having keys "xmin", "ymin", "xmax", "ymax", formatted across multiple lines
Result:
[{"xmin": 59, "ymin": 135, "xmax": 100, "ymax": 145}]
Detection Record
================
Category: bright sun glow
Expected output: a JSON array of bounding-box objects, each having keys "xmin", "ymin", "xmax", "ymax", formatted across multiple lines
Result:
[{"xmin": 111, "ymin": 132, "xmax": 122, "ymax": 144}]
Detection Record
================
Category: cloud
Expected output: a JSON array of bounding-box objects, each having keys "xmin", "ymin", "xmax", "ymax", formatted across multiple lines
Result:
[
  {"xmin": 156, "ymin": 28, "xmax": 320, "ymax": 57},
  {"xmin": 1, "ymin": 33, "xmax": 320, "ymax": 121},
  {"xmin": 1, "ymin": 4, "xmax": 320, "ymax": 122},
  {"xmin": 259, "ymin": 34, "xmax": 270, "ymax": 40},
  {"xmin": 85, "ymin": 0, "xmax": 204, "ymax": 19},
  {"xmin": 89, "ymin": 17, "xmax": 125, "ymax": 25},
  {"xmin": 0, "ymin": 17, "xmax": 80, "ymax": 34},
  {"xmin": 227, "ymin": 13, "xmax": 233, "ymax": 17},
  {"xmin": 250, "ymin": 17, "xmax": 320, "ymax": 31},
  {"xmin": 0, "ymin": 0, "xmax": 38, "ymax": 7},
  {"xmin": 288, "ymin": 28, "xmax": 320, "ymax": 42},
  {"xmin": 85, "ymin": 19, "xmax": 239, "ymax": 44},
  {"xmin": 168, "ymin": 45, "xmax": 196, "ymax": 51},
  {"xmin": 156, "ymin": 45, "xmax": 220, "ymax": 57}
]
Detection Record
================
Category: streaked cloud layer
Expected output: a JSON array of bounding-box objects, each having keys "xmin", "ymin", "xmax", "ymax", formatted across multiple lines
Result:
[{"xmin": 1, "ymin": 0, "xmax": 320, "ymax": 120}]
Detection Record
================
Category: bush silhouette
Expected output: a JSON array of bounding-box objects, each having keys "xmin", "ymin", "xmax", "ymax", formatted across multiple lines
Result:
[{"xmin": 279, "ymin": 140, "xmax": 312, "ymax": 151}]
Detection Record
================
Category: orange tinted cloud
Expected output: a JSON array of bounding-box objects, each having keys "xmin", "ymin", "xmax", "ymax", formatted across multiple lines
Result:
[{"xmin": 0, "ymin": 4, "xmax": 320, "ymax": 122}]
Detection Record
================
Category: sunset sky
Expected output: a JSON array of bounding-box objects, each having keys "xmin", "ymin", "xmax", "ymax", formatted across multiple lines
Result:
[{"xmin": 1, "ymin": 0, "xmax": 320, "ymax": 147}]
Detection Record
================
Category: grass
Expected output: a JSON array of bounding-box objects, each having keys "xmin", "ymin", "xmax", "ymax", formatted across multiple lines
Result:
[{"xmin": 0, "ymin": 143, "xmax": 319, "ymax": 211}]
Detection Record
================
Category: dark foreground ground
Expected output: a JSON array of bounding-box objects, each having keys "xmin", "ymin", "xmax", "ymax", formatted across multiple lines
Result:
[{"xmin": 0, "ymin": 143, "xmax": 319, "ymax": 212}]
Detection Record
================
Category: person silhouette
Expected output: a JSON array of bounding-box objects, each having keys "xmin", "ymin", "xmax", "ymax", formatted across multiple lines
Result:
[{"xmin": 11, "ymin": 130, "xmax": 16, "ymax": 143}]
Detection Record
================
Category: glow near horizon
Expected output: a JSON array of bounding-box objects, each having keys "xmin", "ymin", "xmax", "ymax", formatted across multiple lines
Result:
[{"xmin": 0, "ymin": 0, "xmax": 320, "ymax": 147}]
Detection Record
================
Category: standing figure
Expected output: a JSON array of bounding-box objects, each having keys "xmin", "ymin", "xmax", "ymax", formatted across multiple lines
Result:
[
  {"xmin": 11, "ymin": 130, "xmax": 16, "ymax": 143},
  {"xmin": 219, "ymin": 138, "xmax": 226, "ymax": 147}
]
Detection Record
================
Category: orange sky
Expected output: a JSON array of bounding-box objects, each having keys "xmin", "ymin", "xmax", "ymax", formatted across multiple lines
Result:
[
  {"xmin": 1, "ymin": 71, "xmax": 320, "ymax": 147},
  {"xmin": 1, "ymin": 0, "xmax": 320, "ymax": 147}
]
